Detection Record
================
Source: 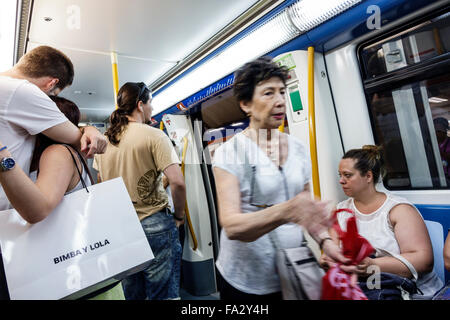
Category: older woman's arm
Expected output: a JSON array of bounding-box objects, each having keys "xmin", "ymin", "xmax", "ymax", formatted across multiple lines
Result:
[
  {"xmin": 214, "ymin": 167, "xmax": 352, "ymax": 267},
  {"xmin": 214, "ymin": 167, "xmax": 288, "ymax": 241}
]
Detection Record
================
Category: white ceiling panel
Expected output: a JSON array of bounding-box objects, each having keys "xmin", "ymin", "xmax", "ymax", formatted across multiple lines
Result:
[
  {"xmin": 29, "ymin": 0, "xmax": 261, "ymax": 63},
  {"xmin": 26, "ymin": 0, "xmax": 262, "ymax": 122}
]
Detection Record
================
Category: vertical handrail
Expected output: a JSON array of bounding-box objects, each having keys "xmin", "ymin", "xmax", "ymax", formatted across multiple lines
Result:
[
  {"xmin": 181, "ymin": 136, "xmax": 198, "ymax": 251},
  {"xmin": 110, "ymin": 52, "xmax": 120, "ymax": 109},
  {"xmin": 278, "ymin": 120, "xmax": 285, "ymax": 133},
  {"xmin": 307, "ymin": 47, "xmax": 321, "ymax": 199}
]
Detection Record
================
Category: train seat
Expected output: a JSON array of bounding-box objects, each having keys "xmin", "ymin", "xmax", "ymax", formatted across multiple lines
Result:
[{"xmin": 424, "ymin": 220, "xmax": 445, "ymax": 284}]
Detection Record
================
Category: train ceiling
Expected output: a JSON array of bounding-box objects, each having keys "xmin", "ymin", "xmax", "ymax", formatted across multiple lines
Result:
[{"xmin": 24, "ymin": 0, "xmax": 276, "ymax": 122}]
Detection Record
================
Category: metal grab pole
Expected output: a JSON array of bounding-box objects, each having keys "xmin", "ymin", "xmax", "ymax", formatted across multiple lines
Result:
[
  {"xmin": 307, "ymin": 47, "xmax": 321, "ymax": 199},
  {"xmin": 181, "ymin": 136, "xmax": 198, "ymax": 250},
  {"xmin": 111, "ymin": 52, "xmax": 120, "ymax": 109}
]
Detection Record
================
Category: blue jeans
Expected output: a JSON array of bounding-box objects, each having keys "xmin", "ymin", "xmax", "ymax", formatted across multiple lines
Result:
[{"xmin": 122, "ymin": 209, "xmax": 182, "ymax": 300}]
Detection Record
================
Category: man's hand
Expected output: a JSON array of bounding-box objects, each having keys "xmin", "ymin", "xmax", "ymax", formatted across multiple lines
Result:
[{"xmin": 80, "ymin": 126, "xmax": 108, "ymax": 158}]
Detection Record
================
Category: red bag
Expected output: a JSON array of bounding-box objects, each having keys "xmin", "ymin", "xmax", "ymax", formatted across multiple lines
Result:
[{"xmin": 321, "ymin": 209, "xmax": 374, "ymax": 300}]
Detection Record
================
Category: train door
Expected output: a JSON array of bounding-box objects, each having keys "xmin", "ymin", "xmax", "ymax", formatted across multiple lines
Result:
[
  {"xmin": 196, "ymin": 88, "xmax": 250, "ymax": 259},
  {"xmin": 162, "ymin": 114, "xmax": 217, "ymax": 296}
]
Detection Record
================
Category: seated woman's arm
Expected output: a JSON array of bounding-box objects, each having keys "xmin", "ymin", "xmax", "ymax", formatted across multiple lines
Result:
[
  {"xmin": 0, "ymin": 144, "xmax": 75, "ymax": 223},
  {"xmin": 368, "ymin": 204, "xmax": 434, "ymax": 278}
]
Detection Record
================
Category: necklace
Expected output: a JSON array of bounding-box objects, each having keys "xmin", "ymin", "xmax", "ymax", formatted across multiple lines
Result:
[{"xmin": 243, "ymin": 127, "xmax": 285, "ymax": 164}]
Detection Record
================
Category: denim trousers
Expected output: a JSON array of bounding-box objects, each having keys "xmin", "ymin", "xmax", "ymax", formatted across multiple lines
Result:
[
  {"xmin": 358, "ymin": 272, "xmax": 418, "ymax": 300},
  {"xmin": 122, "ymin": 209, "xmax": 182, "ymax": 300}
]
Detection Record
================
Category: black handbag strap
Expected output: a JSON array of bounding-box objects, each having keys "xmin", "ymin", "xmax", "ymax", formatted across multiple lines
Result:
[
  {"xmin": 61, "ymin": 144, "xmax": 94, "ymax": 192},
  {"xmin": 232, "ymin": 134, "xmax": 306, "ymax": 249}
]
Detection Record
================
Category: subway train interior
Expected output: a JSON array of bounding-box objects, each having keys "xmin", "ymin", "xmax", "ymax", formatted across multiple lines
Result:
[{"xmin": 1, "ymin": 0, "xmax": 450, "ymax": 300}]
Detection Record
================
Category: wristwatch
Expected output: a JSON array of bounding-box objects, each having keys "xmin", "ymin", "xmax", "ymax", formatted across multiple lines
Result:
[
  {"xmin": 319, "ymin": 237, "xmax": 333, "ymax": 250},
  {"xmin": 0, "ymin": 157, "xmax": 16, "ymax": 172},
  {"xmin": 173, "ymin": 214, "xmax": 185, "ymax": 221}
]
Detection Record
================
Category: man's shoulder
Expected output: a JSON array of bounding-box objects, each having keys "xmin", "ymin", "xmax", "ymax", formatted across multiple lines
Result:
[
  {"xmin": 0, "ymin": 76, "xmax": 27, "ymax": 97},
  {"xmin": 1, "ymin": 76, "xmax": 48, "ymax": 102},
  {"xmin": 0, "ymin": 76, "xmax": 36, "ymax": 93}
]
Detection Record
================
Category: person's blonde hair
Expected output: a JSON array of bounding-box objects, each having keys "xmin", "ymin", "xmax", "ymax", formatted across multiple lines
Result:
[
  {"xmin": 16, "ymin": 46, "xmax": 74, "ymax": 90},
  {"xmin": 343, "ymin": 145, "xmax": 386, "ymax": 184}
]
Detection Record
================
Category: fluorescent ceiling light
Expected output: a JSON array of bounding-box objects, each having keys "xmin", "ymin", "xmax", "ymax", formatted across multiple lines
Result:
[
  {"xmin": 288, "ymin": 0, "xmax": 362, "ymax": 31},
  {"xmin": 429, "ymin": 97, "xmax": 448, "ymax": 103},
  {"xmin": 0, "ymin": 0, "xmax": 18, "ymax": 72},
  {"xmin": 206, "ymin": 127, "xmax": 225, "ymax": 132},
  {"xmin": 152, "ymin": 0, "xmax": 361, "ymax": 115}
]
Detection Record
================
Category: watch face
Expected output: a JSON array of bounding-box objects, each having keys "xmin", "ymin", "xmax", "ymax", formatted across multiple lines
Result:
[{"xmin": 1, "ymin": 157, "xmax": 15, "ymax": 170}]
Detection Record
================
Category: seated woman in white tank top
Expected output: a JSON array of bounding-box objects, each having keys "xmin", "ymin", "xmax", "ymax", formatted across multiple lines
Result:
[{"xmin": 320, "ymin": 145, "xmax": 443, "ymax": 298}]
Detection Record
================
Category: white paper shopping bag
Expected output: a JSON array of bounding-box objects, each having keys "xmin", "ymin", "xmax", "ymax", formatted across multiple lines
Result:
[{"xmin": 0, "ymin": 177, "xmax": 154, "ymax": 300}]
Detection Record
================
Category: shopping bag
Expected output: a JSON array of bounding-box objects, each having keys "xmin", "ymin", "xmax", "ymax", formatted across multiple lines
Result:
[
  {"xmin": 0, "ymin": 177, "xmax": 154, "ymax": 300},
  {"xmin": 321, "ymin": 209, "xmax": 374, "ymax": 300}
]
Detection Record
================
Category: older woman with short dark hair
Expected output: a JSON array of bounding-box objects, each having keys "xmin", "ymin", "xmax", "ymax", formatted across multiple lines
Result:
[{"xmin": 212, "ymin": 56, "xmax": 350, "ymax": 301}]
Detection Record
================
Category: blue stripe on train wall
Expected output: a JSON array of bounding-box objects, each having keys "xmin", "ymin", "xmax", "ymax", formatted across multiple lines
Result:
[
  {"xmin": 309, "ymin": 0, "xmax": 445, "ymax": 52},
  {"xmin": 151, "ymin": 73, "xmax": 235, "ymax": 125}
]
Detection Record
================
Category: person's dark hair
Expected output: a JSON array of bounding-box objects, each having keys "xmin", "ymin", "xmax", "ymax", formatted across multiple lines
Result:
[
  {"xmin": 233, "ymin": 56, "xmax": 289, "ymax": 103},
  {"xmin": 17, "ymin": 46, "xmax": 74, "ymax": 90},
  {"xmin": 433, "ymin": 117, "xmax": 449, "ymax": 132},
  {"xmin": 105, "ymin": 82, "xmax": 151, "ymax": 146},
  {"xmin": 342, "ymin": 145, "xmax": 386, "ymax": 184},
  {"xmin": 30, "ymin": 96, "xmax": 81, "ymax": 173}
]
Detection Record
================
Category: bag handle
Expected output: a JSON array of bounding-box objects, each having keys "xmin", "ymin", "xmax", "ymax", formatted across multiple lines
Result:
[
  {"xmin": 62, "ymin": 144, "xmax": 94, "ymax": 185},
  {"xmin": 233, "ymin": 135, "xmax": 306, "ymax": 249},
  {"xmin": 62, "ymin": 145, "xmax": 93, "ymax": 193},
  {"xmin": 332, "ymin": 208, "xmax": 354, "ymax": 238},
  {"xmin": 375, "ymin": 248, "xmax": 418, "ymax": 281},
  {"xmin": 75, "ymin": 150, "xmax": 95, "ymax": 185}
]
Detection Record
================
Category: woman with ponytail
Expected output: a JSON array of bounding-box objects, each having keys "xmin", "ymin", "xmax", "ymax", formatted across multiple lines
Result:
[
  {"xmin": 321, "ymin": 145, "xmax": 443, "ymax": 299},
  {"xmin": 94, "ymin": 82, "xmax": 186, "ymax": 300}
]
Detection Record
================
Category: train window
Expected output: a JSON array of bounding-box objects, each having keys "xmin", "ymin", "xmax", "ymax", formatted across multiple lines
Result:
[
  {"xmin": 361, "ymin": 12, "xmax": 450, "ymax": 79},
  {"xmin": 360, "ymin": 11, "xmax": 450, "ymax": 190}
]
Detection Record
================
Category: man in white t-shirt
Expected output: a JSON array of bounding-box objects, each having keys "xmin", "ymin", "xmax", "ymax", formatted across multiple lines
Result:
[{"xmin": 0, "ymin": 45, "xmax": 107, "ymax": 211}]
